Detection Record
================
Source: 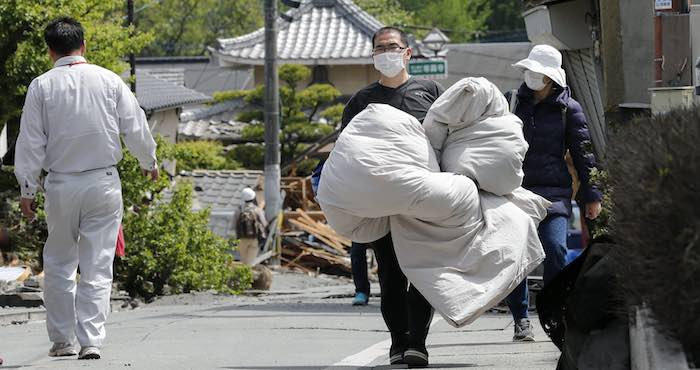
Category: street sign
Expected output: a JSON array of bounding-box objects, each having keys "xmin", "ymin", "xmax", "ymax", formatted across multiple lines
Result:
[
  {"xmin": 655, "ymin": 0, "xmax": 673, "ymax": 10},
  {"xmin": 408, "ymin": 59, "xmax": 448, "ymax": 79}
]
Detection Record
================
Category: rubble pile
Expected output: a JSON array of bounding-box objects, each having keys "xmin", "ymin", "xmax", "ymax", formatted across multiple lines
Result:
[
  {"xmin": 281, "ymin": 209, "xmax": 352, "ymax": 276},
  {"xmin": 0, "ymin": 267, "xmax": 44, "ymax": 308}
]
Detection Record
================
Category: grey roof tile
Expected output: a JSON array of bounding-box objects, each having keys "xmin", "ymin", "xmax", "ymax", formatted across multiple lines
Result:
[
  {"xmin": 210, "ymin": 0, "xmax": 383, "ymax": 65},
  {"xmin": 178, "ymin": 119, "xmax": 252, "ymax": 144},
  {"xmin": 158, "ymin": 170, "xmax": 265, "ymax": 239},
  {"xmin": 135, "ymin": 71, "xmax": 212, "ymax": 112},
  {"xmin": 180, "ymin": 99, "xmax": 248, "ymax": 123},
  {"xmin": 162, "ymin": 170, "xmax": 263, "ymax": 212}
]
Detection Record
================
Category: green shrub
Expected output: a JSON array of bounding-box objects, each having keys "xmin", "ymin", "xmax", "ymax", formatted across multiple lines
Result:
[
  {"xmin": 279, "ymin": 64, "xmax": 311, "ymax": 90},
  {"xmin": 236, "ymin": 110, "xmax": 264, "ymax": 123},
  {"xmin": 227, "ymin": 143, "xmax": 264, "ymax": 170},
  {"xmin": 173, "ymin": 140, "xmax": 240, "ymax": 172},
  {"xmin": 298, "ymin": 84, "xmax": 341, "ymax": 121},
  {"xmin": 1, "ymin": 136, "xmax": 252, "ymax": 298},
  {"xmin": 211, "ymin": 90, "xmax": 248, "ymax": 104},
  {"xmin": 241, "ymin": 124, "xmax": 265, "ymax": 141},
  {"xmin": 296, "ymin": 158, "xmax": 320, "ymax": 176},
  {"xmin": 118, "ymin": 136, "xmax": 173, "ymax": 208},
  {"xmin": 117, "ymin": 181, "xmax": 252, "ymax": 298},
  {"xmin": 606, "ymin": 107, "xmax": 700, "ymax": 363},
  {"xmin": 320, "ymin": 103, "xmax": 345, "ymax": 126},
  {"xmin": 0, "ymin": 175, "xmax": 46, "ymax": 272},
  {"xmin": 588, "ymin": 167, "xmax": 613, "ymax": 239},
  {"xmin": 284, "ymin": 122, "xmax": 334, "ymax": 142}
]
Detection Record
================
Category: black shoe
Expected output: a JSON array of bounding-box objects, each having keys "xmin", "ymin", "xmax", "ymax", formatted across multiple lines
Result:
[
  {"xmin": 389, "ymin": 343, "xmax": 406, "ymax": 365},
  {"xmin": 403, "ymin": 346, "xmax": 428, "ymax": 368}
]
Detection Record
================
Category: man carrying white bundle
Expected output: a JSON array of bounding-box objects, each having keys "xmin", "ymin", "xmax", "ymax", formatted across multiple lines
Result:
[{"xmin": 334, "ymin": 26, "xmax": 444, "ymax": 368}]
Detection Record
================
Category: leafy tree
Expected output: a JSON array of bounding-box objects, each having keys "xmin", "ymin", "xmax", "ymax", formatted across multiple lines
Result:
[
  {"xmin": 136, "ymin": 0, "xmax": 262, "ymax": 56},
  {"xmin": 236, "ymin": 110, "xmax": 264, "ymax": 124},
  {"xmin": 0, "ymin": 0, "xmax": 153, "ymax": 162},
  {"xmin": 353, "ymin": 0, "xmax": 414, "ymax": 27},
  {"xmin": 241, "ymin": 124, "xmax": 265, "ymax": 141},
  {"xmin": 137, "ymin": 0, "xmax": 414, "ymax": 57},
  {"xmin": 398, "ymin": 0, "xmax": 491, "ymax": 43},
  {"xmin": 485, "ymin": 0, "xmax": 525, "ymax": 34},
  {"xmin": 320, "ymin": 104, "xmax": 345, "ymax": 127},
  {"xmin": 279, "ymin": 64, "xmax": 311, "ymax": 90},
  {"xmin": 212, "ymin": 89, "xmax": 248, "ymax": 104},
  {"xmin": 298, "ymin": 84, "xmax": 341, "ymax": 123},
  {"xmin": 220, "ymin": 65, "xmax": 338, "ymax": 174},
  {"xmin": 227, "ymin": 143, "xmax": 265, "ymax": 171}
]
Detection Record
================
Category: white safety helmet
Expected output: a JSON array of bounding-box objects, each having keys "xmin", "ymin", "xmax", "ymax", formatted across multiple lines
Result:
[{"xmin": 241, "ymin": 187, "xmax": 256, "ymax": 202}]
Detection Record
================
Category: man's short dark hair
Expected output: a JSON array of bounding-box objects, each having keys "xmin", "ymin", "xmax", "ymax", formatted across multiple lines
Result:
[
  {"xmin": 372, "ymin": 27, "xmax": 408, "ymax": 48},
  {"xmin": 44, "ymin": 17, "xmax": 84, "ymax": 55}
]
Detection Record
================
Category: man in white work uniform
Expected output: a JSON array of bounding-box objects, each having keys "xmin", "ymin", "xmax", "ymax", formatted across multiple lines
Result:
[{"xmin": 14, "ymin": 17, "xmax": 158, "ymax": 360}]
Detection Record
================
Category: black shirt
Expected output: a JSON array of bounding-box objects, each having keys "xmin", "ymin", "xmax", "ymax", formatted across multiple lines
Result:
[{"xmin": 341, "ymin": 77, "xmax": 444, "ymax": 130}]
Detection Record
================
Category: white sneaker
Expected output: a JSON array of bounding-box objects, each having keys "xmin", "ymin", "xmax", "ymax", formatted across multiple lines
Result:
[
  {"xmin": 48, "ymin": 342, "xmax": 77, "ymax": 357},
  {"xmin": 78, "ymin": 346, "xmax": 101, "ymax": 360}
]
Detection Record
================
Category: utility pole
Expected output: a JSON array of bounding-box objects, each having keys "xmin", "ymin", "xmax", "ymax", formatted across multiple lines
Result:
[
  {"xmin": 263, "ymin": 0, "xmax": 281, "ymax": 227},
  {"xmin": 127, "ymin": 0, "xmax": 136, "ymax": 93}
]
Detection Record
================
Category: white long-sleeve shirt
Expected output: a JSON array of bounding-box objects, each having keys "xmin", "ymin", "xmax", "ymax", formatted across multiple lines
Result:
[{"xmin": 14, "ymin": 55, "xmax": 157, "ymax": 198}]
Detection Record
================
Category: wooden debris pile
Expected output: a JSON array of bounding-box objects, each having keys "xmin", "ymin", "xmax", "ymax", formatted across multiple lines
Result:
[
  {"xmin": 281, "ymin": 177, "xmax": 319, "ymax": 212},
  {"xmin": 281, "ymin": 208, "xmax": 352, "ymax": 276}
]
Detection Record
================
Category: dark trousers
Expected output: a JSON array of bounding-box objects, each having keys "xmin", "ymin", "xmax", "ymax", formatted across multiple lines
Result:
[
  {"xmin": 369, "ymin": 233, "xmax": 434, "ymax": 349},
  {"xmin": 351, "ymin": 242, "xmax": 370, "ymax": 295}
]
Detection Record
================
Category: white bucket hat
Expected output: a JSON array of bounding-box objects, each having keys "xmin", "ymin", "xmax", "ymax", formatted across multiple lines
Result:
[
  {"xmin": 513, "ymin": 44, "xmax": 567, "ymax": 88},
  {"xmin": 241, "ymin": 187, "xmax": 256, "ymax": 202}
]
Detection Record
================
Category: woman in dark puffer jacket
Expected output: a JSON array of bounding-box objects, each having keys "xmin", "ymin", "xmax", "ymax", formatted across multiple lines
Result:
[{"xmin": 504, "ymin": 44, "xmax": 603, "ymax": 342}]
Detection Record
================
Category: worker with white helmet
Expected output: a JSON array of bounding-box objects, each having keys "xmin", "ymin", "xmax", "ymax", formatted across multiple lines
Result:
[{"xmin": 236, "ymin": 187, "xmax": 268, "ymax": 265}]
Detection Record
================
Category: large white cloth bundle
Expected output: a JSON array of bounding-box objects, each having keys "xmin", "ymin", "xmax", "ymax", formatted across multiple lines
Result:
[
  {"xmin": 317, "ymin": 103, "xmax": 548, "ymax": 327},
  {"xmin": 423, "ymin": 77, "xmax": 528, "ymax": 196}
]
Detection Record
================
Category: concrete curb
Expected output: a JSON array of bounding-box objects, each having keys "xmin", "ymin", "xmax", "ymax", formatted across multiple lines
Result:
[
  {"xmin": 630, "ymin": 307, "xmax": 691, "ymax": 370},
  {"xmin": 0, "ymin": 298, "xmax": 129, "ymax": 326},
  {"xmin": 0, "ymin": 308, "xmax": 46, "ymax": 325}
]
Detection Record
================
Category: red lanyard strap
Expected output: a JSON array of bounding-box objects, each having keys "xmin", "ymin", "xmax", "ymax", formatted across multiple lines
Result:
[{"xmin": 66, "ymin": 61, "xmax": 88, "ymax": 67}]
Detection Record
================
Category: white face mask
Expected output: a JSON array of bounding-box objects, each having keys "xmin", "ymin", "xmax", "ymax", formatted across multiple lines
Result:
[
  {"xmin": 524, "ymin": 70, "xmax": 547, "ymax": 91},
  {"xmin": 373, "ymin": 51, "xmax": 406, "ymax": 78}
]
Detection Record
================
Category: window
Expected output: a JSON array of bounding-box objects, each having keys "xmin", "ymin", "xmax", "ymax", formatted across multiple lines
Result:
[{"xmin": 310, "ymin": 65, "xmax": 330, "ymax": 85}]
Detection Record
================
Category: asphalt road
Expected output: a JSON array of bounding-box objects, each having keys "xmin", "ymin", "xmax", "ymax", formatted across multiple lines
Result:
[{"xmin": 0, "ymin": 273, "xmax": 558, "ymax": 369}]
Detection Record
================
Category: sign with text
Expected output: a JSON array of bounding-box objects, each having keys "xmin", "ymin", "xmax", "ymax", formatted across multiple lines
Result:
[
  {"xmin": 655, "ymin": 0, "xmax": 673, "ymax": 10},
  {"xmin": 408, "ymin": 59, "xmax": 448, "ymax": 80}
]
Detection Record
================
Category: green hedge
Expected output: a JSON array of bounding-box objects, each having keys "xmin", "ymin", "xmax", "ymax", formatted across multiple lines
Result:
[
  {"xmin": 606, "ymin": 107, "xmax": 700, "ymax": 363},
  {"xmin": 117, "ymin": 182, "xmax": 251, "ymax": 298},
  {"xmin": 1, "ymin": 137, "xmax": 252, "ymax": 299}
]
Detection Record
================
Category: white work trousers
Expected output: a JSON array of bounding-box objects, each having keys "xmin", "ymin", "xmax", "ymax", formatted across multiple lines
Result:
[{"xmin": 42, "ymin": 167, "xmax": 122, "ymax": 348}]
